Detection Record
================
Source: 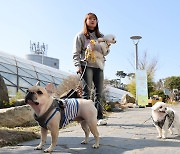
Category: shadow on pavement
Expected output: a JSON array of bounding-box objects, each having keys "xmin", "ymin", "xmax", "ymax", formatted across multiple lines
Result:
[{"xmin": 13, "ymin": 135, "xmax": 180, "ymax": 154}]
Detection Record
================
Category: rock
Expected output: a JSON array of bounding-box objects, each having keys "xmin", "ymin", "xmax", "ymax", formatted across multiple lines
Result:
[
  {"xmin": 111, "ymin": 107, "xmax": 124, "ymax": 112},
  {"xmin": 121, "ymin": 94, "xmax": 135, "ymax": 104},
  {"xmin": 106, "ymin": 101, "xmax": 124, "ymax": 112},
  {"xmin": 126, "ymin": 103, "xmax": 136, "ymax": 108},
  {"xmin": 0, "ymin": 75, "xmax": 9, "ymax": 109},
  {"xmin": 0, "ymin": 105, "xmax": 36, "ymax": 128},
  {"xmin": 12, "ymin": 99, "xmax": 26, "ymax": 107}
]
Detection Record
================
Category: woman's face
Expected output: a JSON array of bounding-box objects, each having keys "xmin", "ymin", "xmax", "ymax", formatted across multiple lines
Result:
[{"xmin": 86, "ymin": 15, "xmax": 97, "ymax": 30}]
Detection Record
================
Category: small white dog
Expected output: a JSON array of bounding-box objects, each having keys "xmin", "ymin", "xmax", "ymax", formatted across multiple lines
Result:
[
  {"xmin": 97, "ymin": 34, "xmax": 116, "ymax": 55},
  {"xmin": 85, "ymin": 34, "xmax": 116, "ymax": 70},
  {"xmin": 151, "ymin": 101, "xmax": 180, "ymax": 139},
  {"xmin": 95, "ymin": 34, "xmax": 116, "ymax": 69}
]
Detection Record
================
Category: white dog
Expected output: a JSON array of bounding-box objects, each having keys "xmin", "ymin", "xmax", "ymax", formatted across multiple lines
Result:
[
  {"xmin": 85, "ymin": 34, "xmax": 116, "ymax": 70},
  {"xmin": 95, "ymin": 34, "xmax": 116, "ymax": 69},
  {"xmin": 151, "ymin": 101, "xmax": 180, "ymax": 139},
  {"xmin": 98, "ymin": 34, "xmax": 116, "ymax": 55}
]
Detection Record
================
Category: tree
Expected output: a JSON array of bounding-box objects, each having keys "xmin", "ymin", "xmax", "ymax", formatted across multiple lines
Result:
[
  {"xmin": 164, "ymin": 76, "xmax": 180, "ymax": 90},
  {"xmin": 127, "ymin": 73, "xmax": 135, "ymax": 80},
  {"xmin": 127, "ymin": 51, "xmax": 158, "ymax": 98},
  {"xmin": 138, "ymin": 51, "xmax": 158, "ymax": 79},
  {"xmin": 127, "ymin": 79, "xmax": 136, "ymax": 97},
  {"xmin": 150, "ymin": 90, "xmax": 166, "ymax": 102},
  {"xmin": 115, "ymin": 71, "xmax": 126, "ymax": 85},
  {"xmin": 56, "ymin": 75, "xmax": 82, "ymax": 97},
  {"xmin": 116, "ymin": 71, "xmax": 127, "ymax": 79}
]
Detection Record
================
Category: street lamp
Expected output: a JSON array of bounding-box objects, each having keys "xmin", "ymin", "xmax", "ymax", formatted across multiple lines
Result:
[
  {"xmin": 130, "ymin": 36, "xmax": 142, "ymax": 70},
  {"xmin": 130, "ymin": 36, "xmax": 142, "ymax": 106}
]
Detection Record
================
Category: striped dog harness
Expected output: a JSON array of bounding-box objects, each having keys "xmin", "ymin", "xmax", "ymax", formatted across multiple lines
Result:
[
  {"xmin": 34, "ymin": 98, "xmax": 79, "ymax": 129},
  {"xmin": 61, "ymin": 98, "xmax": 79, "ymax": 128}
]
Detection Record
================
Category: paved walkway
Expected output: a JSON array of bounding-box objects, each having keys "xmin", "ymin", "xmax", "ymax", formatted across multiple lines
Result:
[{"xmin": 1, "ymin": 106, "xmax": 180, "ymax": 154}]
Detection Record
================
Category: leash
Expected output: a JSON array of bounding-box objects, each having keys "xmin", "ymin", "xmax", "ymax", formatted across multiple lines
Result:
[
  {"xmin": 64, "ymin": 61, "xmax": 89, "ymax": 99},
  {"xmin": 64, "ymin": 61, "xmax": 106, "ymax": 113},
  {"xmin": 76, "ymin": 61, "xmax": 91, "ymax": 92},
  {"xmin": 141, "ymin": 116, "xmax": 152, "ymax": 124},
  {"xmin": 77, "ymin": 61, "xmax": 106, "ymax": 113},
  {"xmin": 126, "ymin": 115, "xmax": 153, "ymax": 139}
]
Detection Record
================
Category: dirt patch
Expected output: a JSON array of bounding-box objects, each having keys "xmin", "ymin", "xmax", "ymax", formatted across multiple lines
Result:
[{"xmin": 0, "ymin": 126, "xmax": 40, "ymax": 148}]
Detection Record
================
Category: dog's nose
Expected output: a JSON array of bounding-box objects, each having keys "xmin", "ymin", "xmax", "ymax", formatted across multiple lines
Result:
[{"xmin": 25, "ymin": 91, "xmax": 34, "ymax": 104}]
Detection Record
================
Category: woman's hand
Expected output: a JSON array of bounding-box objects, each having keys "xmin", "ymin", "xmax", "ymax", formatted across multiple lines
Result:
[{"xmin": 76, "ymin": 67, "xmax": 82, "ymax": 74}]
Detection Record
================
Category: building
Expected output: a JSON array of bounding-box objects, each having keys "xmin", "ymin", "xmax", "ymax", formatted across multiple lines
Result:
[
  {"xmin": 26, "ymin": 54, "xmax": 59, "ymax": 69},
  {"xmin": 0, "ymin": 51, "xmax": 70, "ymax": 97},
  {"xmin": 27, "ymin": 41, "xmax": 59, "ymax": 69}
]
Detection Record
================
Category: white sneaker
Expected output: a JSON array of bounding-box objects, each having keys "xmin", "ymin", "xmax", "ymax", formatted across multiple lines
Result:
[{"xmin": 97, "ymin": 119, "xmax": 107, "ymax": 126}]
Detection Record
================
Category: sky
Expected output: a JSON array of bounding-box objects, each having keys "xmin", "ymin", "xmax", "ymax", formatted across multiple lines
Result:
[{"xmin": 0, "ymin": 0, "xmax": 180, "ymax": 84}]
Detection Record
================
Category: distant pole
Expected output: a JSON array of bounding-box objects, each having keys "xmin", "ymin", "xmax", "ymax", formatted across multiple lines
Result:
[
  {"xmin": 42, "ymin": 51, "xmax": 44, "ymax": 64},
  {"xmin": 30, "ymin": 40, "xmax": 32, "ymax": 52},
  {"xmin": 135, "ymin": 43, "xmax": 138, "ymax": 70},
  {"xmin": 130, "ymin": 36, "xmax": 142, "ymax": 105},
  {"xmin": 130, "ymin": 36, "xmax": 142, "ymax": 70}
]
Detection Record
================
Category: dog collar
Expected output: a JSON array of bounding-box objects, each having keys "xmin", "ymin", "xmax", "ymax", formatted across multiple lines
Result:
[
  {"xmin": 152, "ymin": 111, "xmax": 175, "ymax": 129},
  {"xmin": 101, "ymin": 40, "xmax": 111, "ymax": 47},
  {"xmin": 152, "ymin": 116, "xmax": 166, "ymax": 129}
]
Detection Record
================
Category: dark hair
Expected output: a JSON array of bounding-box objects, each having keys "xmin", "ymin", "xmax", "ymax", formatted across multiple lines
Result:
[{"xmin": 83, "ymin": 13, "xmax": 103, "ymax": 39}]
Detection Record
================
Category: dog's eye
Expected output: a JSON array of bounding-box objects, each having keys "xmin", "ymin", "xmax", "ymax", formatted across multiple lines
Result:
[
  {"xmin": 159, "ymin": 106, "xmax": 162, "ymax": 108},
  {"xmin": 37, "ymin": 90, "xmax": 43, "ymax": 95}
]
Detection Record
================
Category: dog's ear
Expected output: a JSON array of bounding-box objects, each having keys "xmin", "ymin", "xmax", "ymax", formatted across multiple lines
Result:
[
  {"xmin": 151, "ymin": 102, "xmax": 165, "ymax": 111},
  {"xmin": 151, "ymin": 103, "xmax": 158, "ymax": 111},
  {"xmin": 97, "ymin": 37, "xmax": 104, "ymax": 43},
  {"xmin": 45, "ymin": 83, "xmax": 56, "ymax": 94},
  {"xmin": 36, "ymin": 81, "xmax": 40, "ymax": 86},
  {"xmin": 151, "ymin": 105, "xmax": 156, "ymax": 111}
]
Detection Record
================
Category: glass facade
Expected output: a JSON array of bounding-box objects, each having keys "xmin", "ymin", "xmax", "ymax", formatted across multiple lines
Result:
[{"xmin": 0, "ymin": 51, "xmax": 70, "ymax": 96}]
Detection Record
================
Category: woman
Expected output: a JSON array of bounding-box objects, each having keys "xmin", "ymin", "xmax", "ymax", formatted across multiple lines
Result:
[{"xmin": 72, "ymin": 13, "xmax": 109, "ymax": 125}]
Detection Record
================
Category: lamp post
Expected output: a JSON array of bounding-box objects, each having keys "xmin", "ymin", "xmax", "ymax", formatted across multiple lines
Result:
[
  {"xmin": 130, "ymin": 36, "xmax": 142, "ymax": 106},
  {"xmin": 130, "ymin": 36, "xmax": 142, "ymax": 70}
]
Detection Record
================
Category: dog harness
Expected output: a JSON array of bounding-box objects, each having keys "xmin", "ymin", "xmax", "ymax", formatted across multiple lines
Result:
[
  {"xmin": 152, "ymin": 111, "xmax": 175, "ymax": 129},
  {"xmin": 61, "ymin": 98, "xmax": 79, "ymax": 128},
  {"xmin": 34, "ymin": 98, "xmax": 78, "ymax": 129},
  {"xmin": 34, "ymin": 99, "xmax": 61, "ymax": 129}
]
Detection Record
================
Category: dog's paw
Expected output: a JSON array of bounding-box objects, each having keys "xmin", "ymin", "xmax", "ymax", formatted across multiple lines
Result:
[
  {"xmin": 92, "ymin": 144, "xmax": 99, "ymax": 148},
  {"xmin": 44, "ymin": 148, "xmax": 52, "ymax": 153},
  {"xmin": 156, "ymin": 135, "xmax": 162, "ymax": 139},
  {"xmin": 169, "ymin": 131, "xmax": 173, "ymax": 135},
  {"xmin": 34, "ymin": 146, "xmax": 43, "ymax": 150},
  {"xmin": 162, "ymin": 135, "xmax": 167, "ymax": 139},
  {"xmin": 169, "ymin": 129, "xmax": 173, "ymax": 135},
  {"xmin": 81, "ymin": 140, "xmax": 88, "ymax": 144}
]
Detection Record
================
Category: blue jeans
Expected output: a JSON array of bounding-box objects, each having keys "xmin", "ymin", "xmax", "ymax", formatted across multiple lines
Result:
[{"xmin": 81, "ymin": 66, "xmax": 104, "ymax": 119}]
